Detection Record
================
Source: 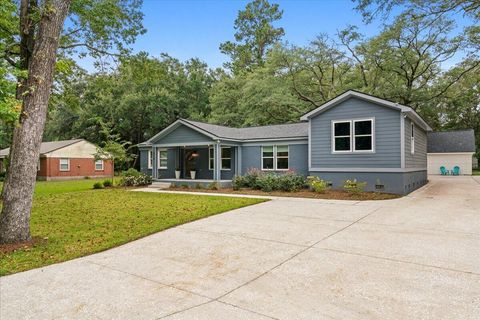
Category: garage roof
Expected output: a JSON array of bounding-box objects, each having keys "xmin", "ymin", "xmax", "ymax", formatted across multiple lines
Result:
[{"xmin": 427, "ymin": 130, "xmax": 476, "ymax": 153}]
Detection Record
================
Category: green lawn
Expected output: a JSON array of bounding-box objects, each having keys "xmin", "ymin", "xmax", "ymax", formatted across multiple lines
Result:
[
  {"xmin": 0, "ymin": 180, "xmax": 265, "ymax": 276},
  {"xmin": 473, "ymin": 169, "xmax": 480, "ymax": 176}
]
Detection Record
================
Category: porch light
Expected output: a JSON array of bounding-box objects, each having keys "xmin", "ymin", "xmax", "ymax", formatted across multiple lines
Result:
[{"xmin": 191, "ymin": 151, "xmax": 199, "ymax": 157}]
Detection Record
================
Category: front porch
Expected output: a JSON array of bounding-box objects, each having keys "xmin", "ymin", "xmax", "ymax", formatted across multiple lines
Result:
[{"xmin": 149, "ymin": 143, "xmax": 240, "ymax": 187}]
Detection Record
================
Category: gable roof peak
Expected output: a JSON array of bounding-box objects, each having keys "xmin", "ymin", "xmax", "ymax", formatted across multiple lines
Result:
[{"xmin": 299, "ymin": 90, "xmax": 432, "ymax": 131}]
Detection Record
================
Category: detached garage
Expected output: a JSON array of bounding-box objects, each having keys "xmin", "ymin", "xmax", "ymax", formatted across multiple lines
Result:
[{"xmin": 427, "ymin": 130, "xmax": 476, "ymax": 175}]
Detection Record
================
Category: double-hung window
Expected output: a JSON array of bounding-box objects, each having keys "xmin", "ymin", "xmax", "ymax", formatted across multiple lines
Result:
[
  {"xmin": 95, "ymin": 159, "xmax": 104, "ymax": 171},
  {"xmin": 209, "ymin": 147, "xmax": 214, "ymax": 170},
  {"xmin": 59, "ymin": 158, "xmax": 70, "ymax": 171},
  {"xmin": 158, "ymin": 149, "xmax": 168, "ymax": 169},
  {"xmin": 332, "ymin": 118, "xmax": 374, "ymax": 153},
  {"xmin": 221, "ymin": 147, "xmax": 231, "ymax": 170},
  {"xmin": 354, "ymin": 119, "xmax": 373, "ymax": 151},
  {"xmin": 209, "ymin": 147, "xmax": 232, "ymax": 170},
  {"xmin": 411, "ymin": 123, "xmax": 415, "ymax": 154},
  {"xmin": 262, "ymin": 146, "xmax": 274, "ymax": 170},
  {"xmin": 333, "ymin": 121, "xmax": 351, "ymax": 152},
  {"xmin": 262, "ymin": 145, "xmax": 289, "ymax": 170},
  {"xmin": 147, "ymin": 150, "xmax": 153, "ymax": 169},
  {"xmin": 276, "ymin": 146, "xmax": 289, "ymax": 170}
]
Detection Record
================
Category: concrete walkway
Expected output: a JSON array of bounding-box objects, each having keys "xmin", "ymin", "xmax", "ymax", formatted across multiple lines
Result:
[{"xmin": 1, "ymin": 176, "xmax": 479, "ymax": 319}]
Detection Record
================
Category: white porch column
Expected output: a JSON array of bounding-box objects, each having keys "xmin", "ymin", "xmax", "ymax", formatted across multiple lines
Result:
[
  {"xmin": 236, "ymin": 146, "xmax": 242, "ymax": 176},
  {"xmin": 152, "ymin": 146, "xmax": 157, "ymax": 179},
  {"xmin": 214, "ymin": 142, "xmax": 221, "ymax": 181}
]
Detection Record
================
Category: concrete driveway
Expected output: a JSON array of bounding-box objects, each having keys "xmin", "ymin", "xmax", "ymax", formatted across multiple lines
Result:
[{"xmin": 1, "ymin": 176, "xmax": 479, "ymax": 319}]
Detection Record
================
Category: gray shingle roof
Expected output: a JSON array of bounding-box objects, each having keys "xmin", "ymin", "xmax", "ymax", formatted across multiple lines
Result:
[
  {"xmin": 427, "ymin": 130, "xmax": 476, "ymax": 153},
  {"xmin": 0, "ymin": 139, "xmax": 83, "ymax": 157},
  {"xmin": 183, "ymin": 119, "xmax": 308, "ymax": 140}
]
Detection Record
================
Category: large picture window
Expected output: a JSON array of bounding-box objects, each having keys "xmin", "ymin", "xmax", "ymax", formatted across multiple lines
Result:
[
  {"xmin": 262, "ymin": 145, "xmax": 288, "ymax": 170},
  {"xmin": 332, "ymin": 118, "xmax": 374, "ymax": 153},
  {"xmin": 158, "ymin": 149, "xmax": 168, "ymax": 169},
  {"xmin": 59, "ymin": 158, "xmax": 70, "ymax": 171}
]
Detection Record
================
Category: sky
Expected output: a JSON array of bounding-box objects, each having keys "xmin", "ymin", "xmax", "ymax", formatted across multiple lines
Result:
[{"xmin": 77, "ymin": 0, "xmax": 471, "ymax": 72}]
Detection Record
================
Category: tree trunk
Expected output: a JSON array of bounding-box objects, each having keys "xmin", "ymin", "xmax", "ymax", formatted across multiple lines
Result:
[{"xmin": 0, "ymin": 0, "xmax": 71, "ymax": 244}]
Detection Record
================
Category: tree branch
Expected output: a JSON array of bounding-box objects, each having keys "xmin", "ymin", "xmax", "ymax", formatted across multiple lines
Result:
[{"xmin": 59, "ymin": 43, "xmax": 122, "ymax": 57}]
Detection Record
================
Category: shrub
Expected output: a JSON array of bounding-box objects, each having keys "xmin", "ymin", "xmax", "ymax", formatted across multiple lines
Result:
[
  {"xmin": 122, "ymin": 168, "xmax": 141, "ymax": 177},
  {"xmin": 84, "ymin": 176, "xmax": 91, "ymax": 179},
  {"xmin": 119, "ymin": 169, "xmax": 152, "ymax": 187},
  {"xmin": 194, "ymin": 183, "xmax": 204, "ymax": 189},
  {"xmin": 232, "ymin": 175, "xmax": 247, "ymax": 190},
  {"xmin": 103, "ymin": 180, "xmax": 113, "ymax": 188},
  {"xmin": 235, "ymin": 170, "xmax": 306, "ymax": 192},
  {"xmin": 93, "ymin": 182, "xmax": 104, "ymax": 189},
  {"xmin": 277, "ymin": 171, "xmax": 306, "ymax": 192},
  {"xmin": 181, "ymin": 183, "xmax": 189, "ymax": 189},
  {"xmin": 343, "ymin": 179, "xmax": 367, "ymax": 194},
  {"xmin": 307, "ymin": 176, "xmax": 330, "ymax": 193},
  {"xmin": 256, "ymin": 173, "xmax": 279, "ymax": 192},
  {"xmin": 244, "ymin": 168, "xmax": 263, "ymax": 190}
]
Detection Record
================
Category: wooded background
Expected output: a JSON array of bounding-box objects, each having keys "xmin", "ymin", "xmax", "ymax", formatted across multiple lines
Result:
[{"xmin": 2, "ymin": 0, "xmax": 479, "ymax": 169}]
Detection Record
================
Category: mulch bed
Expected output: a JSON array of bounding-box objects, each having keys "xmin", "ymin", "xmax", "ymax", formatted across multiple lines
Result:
[
  {"xmin": 167, "ymin": 187, "xmax": 400, "ymax": 201},
  {"xmin": 0, "ymin": 236, "xmax": 47, "ymax": 255}
]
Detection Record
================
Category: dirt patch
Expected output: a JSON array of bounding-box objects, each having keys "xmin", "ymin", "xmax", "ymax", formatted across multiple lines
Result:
[
  {"xmin": 167, "ymin": 187, "xmax": 400, "ymax": 201},
  {"xmin": 0, "ymin": 236, "xmax": 47, "ymax": 254}
]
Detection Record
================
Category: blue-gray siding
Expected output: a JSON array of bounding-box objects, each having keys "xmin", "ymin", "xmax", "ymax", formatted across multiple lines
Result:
[
  {"xmin": 309, "ymin": 170, "xmax": 427, "ymax": 195},
  {"xmin": 404, "ymin": 118, "xmax": 427, "ymax": 168},
  {"xmin": 310, "ymin": 97, "xmax": 401, "ymax": 168},
  {"xmin": 152, "ymin": 124, "xmax": 213, "ymax": 145},
  {"xmin": 139, "ymin": 149, "xmax": 151, "ymax": 175},
  {"xmin": 241, "ymin": 143, "xmax": 308, "ymax": 175}
]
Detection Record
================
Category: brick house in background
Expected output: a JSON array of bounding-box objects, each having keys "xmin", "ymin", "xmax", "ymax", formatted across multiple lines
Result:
[{"xmin": 0, "ymin": 139, "xmax": 113, "ymax": 180}]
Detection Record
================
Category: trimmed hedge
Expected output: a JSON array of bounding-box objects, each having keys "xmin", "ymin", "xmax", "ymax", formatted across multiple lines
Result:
[{"xmin": 232, "ymin": 169, "xmax": 306, "ymax": 192}]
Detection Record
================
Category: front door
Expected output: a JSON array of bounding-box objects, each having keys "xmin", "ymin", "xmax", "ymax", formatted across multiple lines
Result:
[{"xmin": 184, "ymin": 150, "xmax": 197, "ymax": 179}]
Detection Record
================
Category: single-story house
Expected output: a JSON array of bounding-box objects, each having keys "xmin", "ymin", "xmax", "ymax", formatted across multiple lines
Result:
[
  {"xmin": 427, "ymin": 130, "xmax": 476, "ymax": 175},
  {"xmin": 0, "ymin": 139, "xmax": 113, "ymax": 180},
  {"xmin": 139, "ymin": 90, "xmax": 432, "ymax": 195}
]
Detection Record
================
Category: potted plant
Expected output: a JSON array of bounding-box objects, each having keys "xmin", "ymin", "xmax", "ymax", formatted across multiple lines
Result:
[
  {"xmin": 175, "ymin": 167, "xmax": 181, "ymax": 179},
  {"xmin": 190, "ymin": 170, "xmax": 196, "ymax": 180}
]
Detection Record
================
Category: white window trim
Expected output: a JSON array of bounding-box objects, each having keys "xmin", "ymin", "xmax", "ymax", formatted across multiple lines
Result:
[
  {"xmin": 209, "ymin": 147, "xmax": 214, "ymax": 170},
  {"xmin": 221, "ymin": 147, "xmax": 231, "ymax": 171},
  {"xmin": 95, "ymin": 159, "xmax": 104, "ymax": 171},
  {"xmin": 276, "ymin": 145, "xmax": 289, "ymax": 171},
  {"xmin": 411, "ymin": 122, "xmax": 415, "ymax": 155},
  {"xmin": 332, "ymin": 120, "xmax": 352, "ymax": 153},
  {"xmin": 158, "ymin": 149, "xmax": 168, "ymax": 169},
  {"xmin": 147, "ymin": 150, "xmax": 153, "ymax": 169},
  {"xmin": 331, "ymin": 118, "xmax": 375, "ymax": 154},
  {"xmin": 209, "ymin": 147, "xmax": 232, "ymax": 171},
  {"xmin": 261, "ymin": 145, "xmax": 289, "ymax": 171},
  {"xmin": 261, "ymin": 146, "xmax": 275, "ymax": 171},
  {"xmin": 59, "ymin": 158, "xmax": 70, "ymax": 172},
  {"xmin": 353, "ymin": 118, "xmax": 375, "ymax": 153}
]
